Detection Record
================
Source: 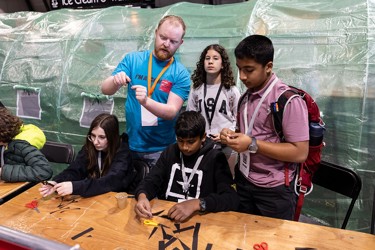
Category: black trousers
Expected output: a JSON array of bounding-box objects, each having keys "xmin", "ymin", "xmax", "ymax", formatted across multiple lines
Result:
[{"xmin": 235, "ymin": 167, "xmax": 297, "ymax": 220}]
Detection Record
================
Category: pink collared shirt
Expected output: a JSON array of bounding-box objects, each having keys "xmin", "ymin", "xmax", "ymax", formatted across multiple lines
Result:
[{"xmin": 238, "ymin": 74, "xmax": 309, "ymax": 187}]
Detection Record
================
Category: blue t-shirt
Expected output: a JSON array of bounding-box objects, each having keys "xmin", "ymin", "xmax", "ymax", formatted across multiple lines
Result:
[{"xmin": 112, "ymin": 50, "xmax": 190, "ymax": 152}]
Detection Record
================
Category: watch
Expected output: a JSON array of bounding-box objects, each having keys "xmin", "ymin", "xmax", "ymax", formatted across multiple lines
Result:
[
  {"xmin": 248, "ymin": 136, "xmax": 258, "ymax": 153},
  {"xmin": 199, "ymin": 198, "xmax": 206, "ymax": 213}
]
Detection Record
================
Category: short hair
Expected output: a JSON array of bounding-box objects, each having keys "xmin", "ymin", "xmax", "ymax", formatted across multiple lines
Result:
[
  {"xmin": 0, "ymin": 107, "xmax": 23, "ymax": 143},
  {"xmin": 191, "ymin": 44, "xmax": 235, "ymax": 89},
  {"xmin": 175, "ymin": 111, "xmax": 206, "ymax": 139},
  {"xmin": 234, "ymin": 35, "xmax": 274, "ymax": 66},
  {"xmin": 158, "ymin": 15, "xmax": 186, "ymax": 38}
]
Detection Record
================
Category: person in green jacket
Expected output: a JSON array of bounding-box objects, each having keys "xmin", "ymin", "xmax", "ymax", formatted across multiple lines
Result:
[{"xmin": 0, "ymin": 107, "xmax": 52, "ymax": 182}]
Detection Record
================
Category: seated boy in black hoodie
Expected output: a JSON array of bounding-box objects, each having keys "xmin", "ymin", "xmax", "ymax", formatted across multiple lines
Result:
[{"xmin": 134, "ymin": 111, "xmax": 239, "ymax": 222}]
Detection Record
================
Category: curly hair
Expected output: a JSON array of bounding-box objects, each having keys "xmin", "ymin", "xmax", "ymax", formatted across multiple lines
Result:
[
  {"xmin": 191, "ymin": 44, "xmax": 235, "ymax": 90},
  {"xmin": 0, "ymin": 107, "xmax": 23, "ymax": 143}
]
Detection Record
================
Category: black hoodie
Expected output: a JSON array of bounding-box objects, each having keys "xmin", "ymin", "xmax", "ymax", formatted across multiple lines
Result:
[
  {"xmin": 53, "ymin": 133, "xmax": 135, "ymax": 197},
  {"xmin": 135, "ymin": 138, "xmax": 239, "ymax": 212}
]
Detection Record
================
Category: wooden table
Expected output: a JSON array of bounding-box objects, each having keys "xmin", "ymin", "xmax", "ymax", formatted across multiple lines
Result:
[
  {"xmin": 0, "ymin": 181, "xmax": 35, "ymax": 205},
  {"xmin": 0, "ymin": 185, "xmax": 374, "ymax": 250}
]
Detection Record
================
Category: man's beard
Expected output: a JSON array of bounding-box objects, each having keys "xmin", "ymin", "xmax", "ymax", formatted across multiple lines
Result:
[{"xmin": 155, "ymin": 47, "xmax": 172, "ymax": 61}]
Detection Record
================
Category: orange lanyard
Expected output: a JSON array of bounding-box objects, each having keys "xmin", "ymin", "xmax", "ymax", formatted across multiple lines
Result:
[{"xmin": 147, "ymin": 52, "xmax": 174, "ymax": 98}]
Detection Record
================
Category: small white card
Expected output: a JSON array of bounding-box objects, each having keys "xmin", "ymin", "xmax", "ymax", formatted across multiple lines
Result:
[
  {"xmin": 239, "ymin": 151, "xmax": 251, "ymax": 177},
  {"xmin": 141, "ymin": 105, "xmax": 158, "ymax": 126}
]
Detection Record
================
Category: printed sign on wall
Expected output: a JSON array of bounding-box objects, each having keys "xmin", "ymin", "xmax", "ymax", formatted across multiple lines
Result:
[
  {"xmin": 14, "ymin": 86, "xmax": 42, "ymax": 120},
  {"xmin": 79, "ymin": 93, "xmax": 114, "ymax": 128}
]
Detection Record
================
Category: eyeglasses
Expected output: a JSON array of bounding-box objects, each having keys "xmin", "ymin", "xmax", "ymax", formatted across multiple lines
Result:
[{"xmin": 87, "ymin": 134, "xmax": 107, "ymax": 143}]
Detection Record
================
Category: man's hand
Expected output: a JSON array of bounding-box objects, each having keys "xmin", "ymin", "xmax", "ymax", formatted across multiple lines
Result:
[
  {"xmin": 131, "ymin": 85, "xmax": 148, "ymax": 105},
  {"xmin": 167, "ymin": 199, "xmax": 200, "ymax": 222},
  {"xmin": 113, "ymin": 72, "xmax": 131, "ymax": 88},
  {"xmin": 134, "ymin": 193, "xmax": 153, "ymax": 219}
]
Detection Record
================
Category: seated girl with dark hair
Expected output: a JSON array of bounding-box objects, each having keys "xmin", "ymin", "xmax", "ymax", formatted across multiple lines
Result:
[{"xmin": 39, "ymin": 113, "xmax": 135, "ymax": 198}]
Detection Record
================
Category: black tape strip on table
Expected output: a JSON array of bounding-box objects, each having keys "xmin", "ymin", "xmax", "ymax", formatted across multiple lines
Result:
[{"xmin": 71, "ymin": 227, "xmax": 94, "ymax": 240}]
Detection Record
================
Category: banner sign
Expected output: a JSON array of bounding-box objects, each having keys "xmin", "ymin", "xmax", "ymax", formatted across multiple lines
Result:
[{"xmin": 50, "ymin": 0, "xmax": 153, "ymax": 9}]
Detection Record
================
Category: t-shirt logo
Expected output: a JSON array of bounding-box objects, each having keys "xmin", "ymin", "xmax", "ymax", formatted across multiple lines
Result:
[{"xmin": 159, "ymin": 80, "xmax": 173, "ymax": 93}]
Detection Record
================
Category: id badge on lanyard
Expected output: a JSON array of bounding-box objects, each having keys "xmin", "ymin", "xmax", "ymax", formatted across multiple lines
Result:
[
  {"xmin": 141, "ymin": 53, "xmax": 173, "ymax": 127},
  {"xmin": 239, "ymin": 150, "xmax": 251, "ymax": 177},
  {"xmin": 239, "ymin": 77, "xmax": 278, "ymax": 177},
  {"xmin": 141, "ymin": 106, "xmax": 158, "ymax": 126}
]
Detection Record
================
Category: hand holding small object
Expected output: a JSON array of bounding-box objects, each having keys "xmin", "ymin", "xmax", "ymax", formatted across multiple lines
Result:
[
  {"xmin": 131, "ymin": 85, "xmax": 148, "ymax": 105},
  {"xmin": 113, "ymin": 72, "xmax": 131, "ymax": 88},
  {"xmin": 42, "ymin": 180, "xmax": 55, "ymax": 187},
  {"xmin": 38, "ymin": 180, "xmax": 57, "ymax": 197}
]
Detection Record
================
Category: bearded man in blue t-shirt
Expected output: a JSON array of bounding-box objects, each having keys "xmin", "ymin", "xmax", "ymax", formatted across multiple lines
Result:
[{"xmin": 101, "ymin": 15, "xmax": 190, "ymax": 170}]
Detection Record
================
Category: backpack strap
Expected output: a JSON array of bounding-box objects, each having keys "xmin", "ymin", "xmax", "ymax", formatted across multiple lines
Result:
[
  {"xmin": 271, "ymin": 89, "xmax": 301, "ymax": 186},
  {"xmin": 271, "ymin": 88, "xmax": 308, "ymax": 221},
  {"xmin": 272, "ymin": 87, "xmax": 325, "ymax": 222},
  {"xmin": 271, "ymin": 89, "xmax": 300, "ymax": 140},
  {"xmin": 294, "ymin": 163, "xmax": 308, "ymax": 221}
]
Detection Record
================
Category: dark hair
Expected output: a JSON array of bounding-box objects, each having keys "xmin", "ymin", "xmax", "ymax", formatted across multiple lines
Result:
[
  {"xmin": 85, "ymin": 113, "xmax": 120, "ymax": 178},
  {"xmin": 175, "ymin": 111, "xmax": 206, "ymax": 139},
  {"xmin": 158, "ymin": 15, "xmax": 186, "ymax": 38},
  {"xmin": 191, "ymin": 44, "xmax": 235, "ymax": 89},
  {"xmin": 234, "ymin": 35, "xmax": 274, "ymax": 67},
  {"xmin": 0, "ymin": 107, "xmax": 23, "ymax": 143}
]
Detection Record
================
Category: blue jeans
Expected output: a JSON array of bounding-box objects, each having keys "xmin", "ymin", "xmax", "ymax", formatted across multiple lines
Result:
[{"xmin": 131, "ymin": 150, "xmax": 162, "ymax": 170}]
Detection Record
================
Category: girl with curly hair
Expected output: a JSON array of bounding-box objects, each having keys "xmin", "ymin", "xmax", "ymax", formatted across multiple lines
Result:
[{"xmin": 187, "ymin": 44, "xmax": 241, "ymax": 176}]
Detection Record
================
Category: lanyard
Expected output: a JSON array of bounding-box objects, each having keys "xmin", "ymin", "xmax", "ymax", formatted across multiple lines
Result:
[
  {"xmin": 147, "ymin": 53, "xmax": 174, "ymax": 98},
  {"xmin": 0, "ymin": 146, "xmax": 4, "ymax": 167},
  {"xmin": 97, "ymin": 151, "xmax": 103, "ymax": 177},
  {"xmin": 243, "ymin": 77, "xmax": 278, "ymax": 136},
  {"xmin": 180, "ymin": 153, "xmax": 204, "ymax": 198},
  {"xmin": 203, "ymin": 83, "xmax": 223, "ymax": 130}
]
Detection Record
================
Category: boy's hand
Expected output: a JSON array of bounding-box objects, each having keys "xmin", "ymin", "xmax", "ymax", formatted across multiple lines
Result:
[
  {"xmin": 134, "ymin": 194, "xmax": 153, "ymax": 218},
  {"xmin": 220, "ymin": 128, "xmax": 237, "ymax": 144},
  {"xmin": 167, "ymin": 199, "xmax": 200, "ymax": 222},
  {"xmin": 220, "ymin": 129, "xmax": 252, "ymax": 153}
]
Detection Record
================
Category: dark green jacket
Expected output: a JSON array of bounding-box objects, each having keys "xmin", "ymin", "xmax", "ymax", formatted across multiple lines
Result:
[{"xmin": 1, "ymin": 140, "xmax": 52, "ymax": 182}]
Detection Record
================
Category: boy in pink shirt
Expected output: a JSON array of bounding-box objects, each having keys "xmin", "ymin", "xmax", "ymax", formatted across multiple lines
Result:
[{"xmin": 220, "ymin": 35, "xmax": 309, "ymax": 220}]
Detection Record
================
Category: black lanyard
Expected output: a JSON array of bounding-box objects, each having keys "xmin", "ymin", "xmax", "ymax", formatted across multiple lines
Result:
[{"xmin": 203, "ymin": 83, "xmax": 223, "ymax": 130}]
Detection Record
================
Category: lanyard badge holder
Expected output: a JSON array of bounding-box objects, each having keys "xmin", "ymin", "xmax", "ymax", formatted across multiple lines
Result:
[{"xmin": 239, "ymin": 77, "xmax": 278, "ymax": 177}]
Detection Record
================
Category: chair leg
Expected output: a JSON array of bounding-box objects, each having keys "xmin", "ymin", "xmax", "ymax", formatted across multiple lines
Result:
[{"xmin": 371, "ymin": 188, "xmax": 375, "ymax": 234}]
